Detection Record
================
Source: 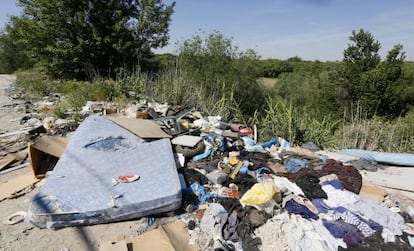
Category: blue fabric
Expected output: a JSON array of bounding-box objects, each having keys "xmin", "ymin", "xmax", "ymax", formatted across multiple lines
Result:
[
  {"xmin": 343, "ymin": 233, "xmax": 363, "ymax": 246},
  {"xmin": 361, "ymin": 218, "xmax": 383, "ymax": 232},
  {"xmin": 311, "ymin": 199, "xmax": 348, "ymax": 214},
  {"xmin": 323, "ymin": 180, "xmax": 344, "ymax": 190},
  {"xmin": 241, "ymin": 136, "xmax": 255, "ymax": 146},
  {"xmin": 255, "ymin": 167, "xmax": 272, "ymax": 175},
  {"xmin": 312, "ymin": 199, "xmax": 330, "ymax": 213},
  {"xmin": 239, "ymin": 163, "xmax": 250, "ymax": 175},
  {"xmin": 260, "ymin": 138, "xmax": 278, "ymax": 149},
  {"xmin": 323, "ymin": 220, "xmax": 363, "ymax": 245},
  {"xmin": 284, "ymin": 158, "xmax": 308, "ymax": 173},
  {"xmin": 182, "ymin": 182, "xmax": 216, "ymax": 206},
  {"xmin": 328, "ymin": 210, "xmax": 376, "ymax": 237},
  {"xmin": 285, "ymin": 199, "xmax": 319, "ymax": 220}
]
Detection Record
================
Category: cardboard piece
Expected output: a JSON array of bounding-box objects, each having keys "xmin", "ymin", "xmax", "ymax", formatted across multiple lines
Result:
[
  {"xmin": 105, "ymin": 115, "xmax": 171, "ymax": 139},
  {"xmin": 28, "ymin": 135, "xmax": 68, "ymax": 178},
  {"xmin": 0, "ymin": 155, "xmax": 16, "ymax": 171},
  {"xmin": 11, "ymin": 149, "xmax": 28, "ymax": 161},
  {"xmin": 99, "ymin": 240, "xmax": 128, "ymax": 251},
  {"xmin": 359, "ymin": 179, "xmax": 387, "ymax": 202},
  {"xmin": 0, "ymin": 172, "xmax": 38, "ymax": 201},
  {"xmin": 162, "ymin": 221, "xmax": 199, "ymax": 251},
  {"xmin": 131, "ymin": 227, "xmax": 175, "ymax": 251},
  {"xmin": 99, "ymin": 221, "xmax": 199, "ymax": 251},
  {"xmin": 171, "ymin": 135, "xmax": 202, "ymax": 147}
]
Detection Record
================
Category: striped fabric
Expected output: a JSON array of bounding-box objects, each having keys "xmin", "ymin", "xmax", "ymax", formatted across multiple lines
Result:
[{"xmin": 327, "ymin": 210, "xmax": 375, "ymax": 237}]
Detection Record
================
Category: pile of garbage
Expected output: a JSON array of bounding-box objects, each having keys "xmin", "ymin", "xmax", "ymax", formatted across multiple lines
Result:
[{"xmin": 1, "ymin": 97, "xmax": 414, "ymax": 251}]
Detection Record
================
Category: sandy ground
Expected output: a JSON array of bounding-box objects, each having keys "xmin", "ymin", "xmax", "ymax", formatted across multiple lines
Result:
[
  {"xmin": 0, "ymin": 74, "xmax": 24, "ymax": 133},
  {"xmin": 0, "ymin": 74, "xmax": 159, "ymax": 251}
]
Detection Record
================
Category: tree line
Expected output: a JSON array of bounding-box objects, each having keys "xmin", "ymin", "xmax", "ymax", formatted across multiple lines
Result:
[{"xmin": 0, "ymin": 0, "xmax": 413, "ymax": 128}]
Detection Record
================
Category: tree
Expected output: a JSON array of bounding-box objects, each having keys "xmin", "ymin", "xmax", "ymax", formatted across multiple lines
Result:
[
  {"xmin": 342, "ymin": 29, "xmax": 381, "ymax": 103},
  {"xmin": 4, "ymin": 0, "xmax": 175, "ymax": 79},
  {"xmin": 0, "ymin": 32, "xmax": 19, "ymax": 73},
  {"xmin": 341, "ymin": 29, "xmax": 407, "ymax": 117},
  {"xmin": 177, "ymin": 31, "xmax": 266, "ymax": 116}
]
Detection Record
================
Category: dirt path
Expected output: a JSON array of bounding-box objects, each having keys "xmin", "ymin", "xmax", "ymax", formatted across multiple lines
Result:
[
  {"xmin": 0, "ymin": 74, "xmax": 156, "ymax": 251},
  {"xmin": 0, "ymin": 74, "xmax": 24, "ymax": 133}
]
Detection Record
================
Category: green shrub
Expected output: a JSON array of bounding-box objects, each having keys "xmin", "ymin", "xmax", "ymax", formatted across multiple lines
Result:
[
  {"xmin": 89, "ymin": 79, "xmax": 121, "ymax": 101},
  {"xmin": 15, "ymin": 67, "xmax": 50, "ymax": 98},
  {"xmin": 52, "ymin": 102, "xmax": 67, "ymax": 119},
  {"xmin": 334, "ymin": 110, "xmax": 414, "ymax": 152}
]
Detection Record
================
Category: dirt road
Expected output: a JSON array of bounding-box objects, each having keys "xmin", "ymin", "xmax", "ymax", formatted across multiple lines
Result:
[
  {"xmin": 0, "ymin": 74, "xmax": 154, "ymax": 251},
  {"xmin": 0, "ymin": 74, "xmax": 25, "ymax": 133}
]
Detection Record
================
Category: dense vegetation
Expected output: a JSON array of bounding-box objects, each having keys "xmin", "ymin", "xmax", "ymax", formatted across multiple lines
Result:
[
  {"xmin": 1, "ymin": 1, "xmax": 413, "ymax": 152},
  {"xmin": 0, "ymin": 0, "xmax": 175, "ymax": 79}
]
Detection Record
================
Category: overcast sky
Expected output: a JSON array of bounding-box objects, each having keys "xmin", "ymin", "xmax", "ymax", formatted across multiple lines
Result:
[{"xmin": 1, "ymin": 0, "xmax": 414, "ymax": 61}]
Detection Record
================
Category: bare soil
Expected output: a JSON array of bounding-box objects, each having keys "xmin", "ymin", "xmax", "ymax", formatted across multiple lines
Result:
[{"xmin": 0, "ymin": 74, "xmax": 155, "ymax": 251}]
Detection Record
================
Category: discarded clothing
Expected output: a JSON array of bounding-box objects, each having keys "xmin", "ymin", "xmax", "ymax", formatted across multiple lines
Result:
[
  {"xmin": 244, "ymin": 137, "xmax": 278, "ymax": 152},
  {"xmin": 182, "ymin": 168, "xmax": 209, "ymax": 185},
  {"xmin": 339, "ymin": 232, "xmax": 413, "ymax": 251},
  {"xmin": 284, "ymin": 158, "xmax": 309, "ymax": 173},
  {"xmin": 273, "ymin": 176, "xmax": 305, "ymax": 195},
  {"xmin": 348, "ymin": 158, "xmax": 380, "ymax": 172},
  {"xmin": 321, "ymin": 184, "xmax": 359, "ymax": 208},
  {"xmin": 223, "ymin": 211, "xmax": 240, "ymax": 242},
  {"xmin": 200, "ymin": 203, "xmax": 228, "ymax": 241},
  {"xmin": 287, "ymin": 214, "xmax": 347, "ymax": 250},
  {"xmin": 326, "ymin": 210, "xmax": 376, "ymax": 237},
  {"xmin": 323, "ymin": 180, "xmax": 344, "ymax": 190},
  {"xmin": 238, "ymin": 151, "xmax": 270, "ymax": 171},
  {"xmin": 292, "ymin": 194, "xmax": 319, "ymax": 214},
  {"xmin": 182, "ymin": 182, "xmax": 216, "ymax": 206},
  {"xmin": 222, "ymin": 175, "xmax": 257, "ymax": 196},
  {"xmin": 217, "ymin": 197, "xmax": 243, "ymax": 214},
  {"xmin": 254, "ymin": 212, "xmax": 291, "ymax": 251},
  {"xmin": 345, "ymin": 199, "xmax": 405, "ymax": 236},
  {"xmin": 318, "ymin": 173, "xmax": 339, "ymax": 184},
  {"xmin": 301, "ymin": 142, "xmax": 320, "ymax": 152},
  {"xmin": 237, "ymin": 207, "xmax": 270, "ymax": 242},
  {"xmin": 312, "ymin": 198, "xmax": 332, "ymax": 214},
  {"xmin": 285, "ymin": 199, "xmax": 319, "ymax": 220},
  {"xmin": 296, "ymin": 174, "xmax": 327, "ymax": 200},
  {"xmin": 187, "ymin": 158, "xmax": 220, "ymax": 173},
  {"xmin": 321, "ymin": 159, "xmax": 362, "ymax": 194},
  {"xmin": 323, "ymin": 220, "xmax": 363, "ymax": 246}
]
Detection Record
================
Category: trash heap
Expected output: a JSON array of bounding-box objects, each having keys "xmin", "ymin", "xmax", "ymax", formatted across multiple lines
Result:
[{"xmin": 1, "ymin": 98, "xmax": 414, "ymax": 251}]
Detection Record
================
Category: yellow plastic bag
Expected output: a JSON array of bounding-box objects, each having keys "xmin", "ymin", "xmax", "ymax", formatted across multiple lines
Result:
[{"xmin": 240, "ymin": 183, "xmax": 280, "ymax": 206}]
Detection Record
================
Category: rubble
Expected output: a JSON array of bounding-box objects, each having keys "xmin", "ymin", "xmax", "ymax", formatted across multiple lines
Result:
[{"xmin": 1, "ymin": 85, "xmax": 414, "ymax": 250}]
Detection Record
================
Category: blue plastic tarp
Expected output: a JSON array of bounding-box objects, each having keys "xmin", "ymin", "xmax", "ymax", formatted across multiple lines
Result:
[{"xmin": 337, "ymin": 149, "xmax": 414, "ymax": 167}]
